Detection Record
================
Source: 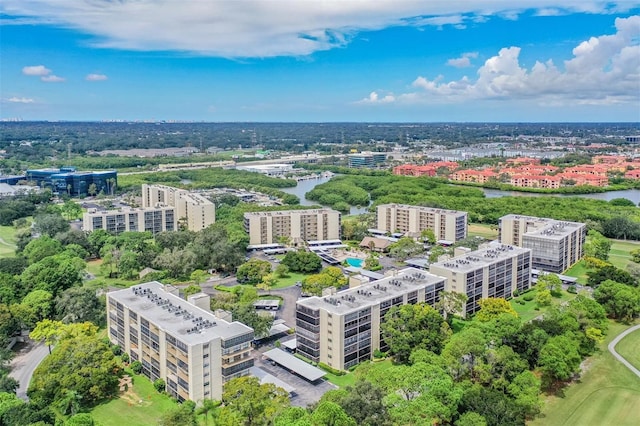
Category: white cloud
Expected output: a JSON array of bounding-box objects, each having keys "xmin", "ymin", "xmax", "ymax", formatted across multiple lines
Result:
[
  {"xmin": 358, "ymin": 15, "xmax": 640, "ymax": 106},
  {"xmin": 447, "ymin": 52, "xmax": 479, "ymax": 67},
  {"xmin": 40, "ymin": 75, "xmax": 65, "ymax": 82},
  {"xmin": 0, "ymin": 1, "xmax": 632, "ymax": 57},
  {"xmin": 86, "ymin": 73, "xmax": 108, "ymax": 81},
  {"xmin": 7, "ymin": 96, "xmax": 35, "ymax": 103},
  {"xmin": 357, "ymin": 91, "xmax": 396, "ymax": 104},
  {"xmin": 22, "ymin": 65, "xmax": 51, "ymax": 76}
]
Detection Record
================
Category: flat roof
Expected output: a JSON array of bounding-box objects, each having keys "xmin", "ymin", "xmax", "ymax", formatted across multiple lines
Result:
[
  {"xmin": 253, "ymin": 300, "xmax": 280, "ymax": 308},
  {"xmin": 307, "ymin": 239, "xmax": 343, "ymax": 245},
  {"xmin": 281, "ymin": 338, "xmax": 297, "ymax": 350},
  {"xmin": 405, "ymin": 258, "xmax": 430, "ymax": 268},
  {"xmin": 297, "ymin": 267, "xmax": 446, "ymax": 315},
  {"xmin": 263, "ymin": 348, "xmax": 326, "ymax": 382},
  {"xmin": 501, "ymin": 214, "xmax": 586, "ymax": 240},
  {"xmin": 344, "ymin": 267, "xmax": 385, "ymax": 281},
  {"xmin": 244, "ymin": 208, "xmax": 338, "ymax": 217},
  {"xmin": 430, "ymin": 242, "xmax": 530, "ymax": 273},
  {"xmin": 377, "ymin": 203, "xmax": 467, "ymax": 216},
  {"xmin": 108, "ymin": 281, "xmax": 253, "ymax": 345},
  {"xmin": 247, "ymin": 243, "xmax": 285, "ymax": 250},
  {"xmin": 250, "ymin": 367, "xmax": 296, "ymax": 394}
]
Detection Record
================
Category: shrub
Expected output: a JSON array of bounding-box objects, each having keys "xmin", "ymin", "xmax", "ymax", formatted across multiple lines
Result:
[
  {"xmin": 567, "ymin": 285, "xmax": 578, "ymax": 294},
  {"xmin": 111, "ymin": 345, "xmax": 122, "ymax": 356},
  {"xmin": 153, "ymin": 378, "xmax": 166, "ymax": 393},
  {"xmin": 121, "ymin": 352, "xmax": 130, "ymax": 363},
  {"xmin": 131, "ymin": 360, "xmax": 142, "ymax": 374},
  {"xmin": 318, "ymin": 362, "xmax": 345, "ymax": 376},
  {"xmin": 513, "ymin": 290, "xmax": 520, "ymax": 297},
  {"xmin": 523, "ymin": 294, "xmax": 535, "ymax": 302},
  {"xmin": 373, "ymin": 349, "xmax": 386, "ymax": 359}
]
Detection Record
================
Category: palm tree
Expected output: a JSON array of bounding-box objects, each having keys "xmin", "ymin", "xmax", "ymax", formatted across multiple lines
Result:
[
  {"xmin": 196, "ymin": 399, "xmax": 221, "ymax": 425},
  {"xmin": 57, "ymin": 389, "xmax": 82, "ymax": 416}
]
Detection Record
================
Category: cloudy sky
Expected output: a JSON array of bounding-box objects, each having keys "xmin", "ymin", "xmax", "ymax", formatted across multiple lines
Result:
[{"xmin": 1, "ymin": 1, "xmax": 639, "ymax": 122}]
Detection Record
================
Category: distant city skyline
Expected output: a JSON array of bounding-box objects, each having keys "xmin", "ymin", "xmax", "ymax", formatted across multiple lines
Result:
[{"xmin": 1, "ymin": 1, "xmax": 639, "ymax": 122}]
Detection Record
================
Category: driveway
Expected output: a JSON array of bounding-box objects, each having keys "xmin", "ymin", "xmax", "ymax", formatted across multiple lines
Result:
[
  {"xmin": 608, "ymin": 323, "xmax": 640, "ymax": 379},
  {"xmin": 260, "ymin": 285, "xmax": 301, "ymax": 328},
  {"xmin": 8, "ymin": 339, "xmax": 50, "ymax": 400}
]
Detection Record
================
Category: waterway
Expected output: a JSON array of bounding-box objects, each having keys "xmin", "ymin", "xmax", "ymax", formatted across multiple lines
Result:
[{"xmin": 280, "ymin": 175, "xmax": 640, "ymax": 213}]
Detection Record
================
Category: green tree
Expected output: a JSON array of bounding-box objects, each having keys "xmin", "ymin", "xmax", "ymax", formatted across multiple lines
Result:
[
  {"xmin": 587, "ymin": 265, "xmax": 636, "ymax": 287},
  {"xmin": 282, "ymin": 251, "xmax": 322, "ymax": 273},
  {"xmin": 21, "ymin": 253, "xmax": 85, "ymax": 297},
  {"xmin": 257, "ymin": 273, "xmax": 277, "ymax": 295},
  {"xmin": 631, "ymin": 248, "xmax": 640, "ymax": 264},
  {"xmin": 158, "ymin": 403, "xmax": 197, "ymax": 426},
  {"xmin": 23, "ymin": 236, "xmax": 63, "ymax": 264},
  {"xmin": 336, "ymin": 380, "xmax": 391, "ymax": 426},
  {"xmin": 28, "ymin": 329, "xmax": 121, "ymax": 408},
  {"xmin": 475, "ymin": 298, "xmax": 518, "ymax": 322},
  {"xmin": 535, "ymin": 289, "xmax": 552, "ymax": 307},
  {"xmin": 583, "ymin": 230, "xmax": 611, "ymax": 261},
  {"xmin": 421, "ymin": 228, "xmax": 437, "ymax": 244},
  {"xmin": 237, "ymin": 259, "xmax": 272, "ymax": 285},
  {"xmin": 435, "ymin": 291, "xmax": 468, "ymax": 324},
  {"xmin": 455, "ymin": 412, "xmax": 487, "ymax": 426},
  {"xmin": 429, "ymin": 245, "xmax": 447, "ymax": 262},
  {"xmin": 55, "ymin": 287, "xmax": 104, "ymax": 325},
  {"xmin": 118, "ymin": 250, "xmax": 140, "ymax": 279},
  {"xmin": 535, "ymin": 273, "xmax": 562, "ymax": 297},
  {"xmin": 183, "ymin": 285, "xmax": 202, "ymax": 299},
  {"xmin": 537, "ymin": 334, "xmax": 582, "ymax": 383},
  {"xmin": 153, "ymin": 248, "xmax": 197, "ymax": 279},
  {"xmin": 65, "ymin": 412, "xmax": 96, "ymax": 426},
  {"xmin": 14, "ymin": 289, "xmax": 54, "ymax": 329},
  {"xmin": 87, "ymin": 183, "xmax": 98, "ymax": 197},
  {"xmin": 153, "ymin": 378, "xmax": 166, "ymax": 393},
  {"xmin": 221, "ymin": 376, "xmax": 289, "ymax": 426},
  {"xmin": 33, "ymin": 212, "xmax": 70, "ymax": 238},
  {"xmin": 389, "ymin": 237, "xmax": 424, "ymax": 261},
  {"xmin": 310, "ymin": 401, "xmax": 356, "ymax": 426},
  {"xmin": 593, "ymin": 280, "xmax": 640, "ymax": 321},
  {"xmin": 302, "ymin": 267, "xmax": 347, "ymax": 296},
  {"xmin": 61, "ymin": 200, "xmax": 82, "ymax": 221},
  {"xmin": 196, "ymin": 399, "xmax": 221, "ymax": 426},
  {"xmin": 381, "ymin": 303, "xmax": 451, "ymax": 363},
  {"xmin": 274, "ymin": 264, "xmax": 290, "ymax": 278},
  {"xmin": 231, "ymin": 304, "xmax": 274, "ymax": 339},
  {"xmin": 29, "ymin": 319, "xmax": 65, "ymax": 353},
  {"xmin": 57, "ymin": 389, "xmax": 82, "ymax": 416},
  {"xmin": 442, "ymin": 327, "xmax": 488, "ymax": 381},
  {"xmin": 190, "ymin": 269, "xmax": 208, "ymax": 285}
]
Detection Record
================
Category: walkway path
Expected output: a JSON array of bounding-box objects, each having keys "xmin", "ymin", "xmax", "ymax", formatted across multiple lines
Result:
[
  {"xmin": 0, "ymin": 236, "xmax": 16, "ymax": 248},
  {"xmin": 608, "ymin": 324, "xmax": 640, "ymax": 379},
  {"xmin": 9, "ymin": 340, "xmax": 50, "ymax": 400}
]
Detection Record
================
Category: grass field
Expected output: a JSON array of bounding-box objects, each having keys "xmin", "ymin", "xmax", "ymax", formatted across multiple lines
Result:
[
  {"xmin": 91, "ymin": 372, "xmax": 178, "ymax": 426},
  {"xmin": 615, "ymin": 328, "xmax": 640, "ymax": 371},
  {"xmin": 468, "ymin": 223, "xmax": 499, "ymax": 240},
  {"xmin": 531, "ymin": 321, "xmax": 640, "ymax": 426},
  {"xmin": 0, "ymin": 224, "xmax": 17, "ymax": 258},
  {"xmin": 608, "ymin": 239, "xmax": 640, "ymax": 270}
]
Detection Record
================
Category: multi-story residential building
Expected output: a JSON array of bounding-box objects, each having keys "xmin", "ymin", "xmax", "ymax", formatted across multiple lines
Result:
[
  {"xmin": 347, "ymin": 152, "xmax": 387, "ymax": 168},
  {"xmin": 450, "ymin": 169, "xmax": 498, "ymax": 184},
  {"xmin": 83, "ymin": 206, "xmax": 176, "ymax": 234},
  {"xmin": 295, "ymin": 268, "xmax": 445, "ymax": 370},
  {"xmin": 429, "ymin": 242, "xmax": 532, "ymax": 316},
  {"xmin": 142, "ymin": 184, "xmax": 215, "ymax": 232},
  {"xmin": 376, "ymin": 203, "xmax": 467, "ymax": 242},
  {"xmin": 243, "ymin": 209, "xmax": 341, "ymax": 246},
  {"xmin": 498, "ymin": 214, "xmax": 586, "ymax": 273},
  {"xmin": 107, "ymin": 282, "xmax": 254, "ymax": 402}
]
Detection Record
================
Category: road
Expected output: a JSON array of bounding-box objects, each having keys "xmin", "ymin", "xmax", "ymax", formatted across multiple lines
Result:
[
  {"xmin": 608, "ymin": 323, "xmax": 640, "ymax": 379},
  {"xmin": 8, "ymin": 340, "xmax": 50, "ymax": 400}
]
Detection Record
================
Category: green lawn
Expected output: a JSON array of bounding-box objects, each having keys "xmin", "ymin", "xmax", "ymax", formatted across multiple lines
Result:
[
  {"xmin": 564, "ymin": 261, "xmax": 589, "ymax": 285},
  {"xmin": 91, "ymin": 372, "xmax": 178, "ymax": 426},
  {"xmin": 608, "ymin": 239, "xmax": 640, "ymax": 270},
  {"xmin": 85, "ymin": 259, "xmax": 139, "ymax": 289},
  {"xmin": 615, "ymin": 328, "xmax": 640, "ymax": 371},
  {"xmin": 0, "ymin": 224, "xmax": 17, "ymax": 258},
  {"xmin": 531, "ymin": 321, "xmax": 640, "ymax": 426},
  {"xmin": 468, "ymin": 223, "xmax": 499, "ymax": 240},
  {"xmin": 510, "ymin": 289, "xmax": 578, "ymax": 322}
]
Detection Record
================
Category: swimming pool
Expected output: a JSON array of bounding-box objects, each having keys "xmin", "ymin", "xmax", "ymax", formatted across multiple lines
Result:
[{"xmin": 346, "ymin": 258, "xmax": 364, "ymax": 268}]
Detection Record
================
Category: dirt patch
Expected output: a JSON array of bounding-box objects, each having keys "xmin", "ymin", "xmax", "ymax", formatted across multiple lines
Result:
[{"xmin": 119, "ymin": 388, "xmax": 151, "ymax": 407}]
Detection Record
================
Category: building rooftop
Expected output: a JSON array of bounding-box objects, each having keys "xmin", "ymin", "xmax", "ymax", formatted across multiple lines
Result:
[
  {"xmin": 108, "ymin": 281, "xmax": 253, "ymax": 345},
  {"xmin": 430, "ymin": 241, "xmax": 530, "ymax": 273},
  {"xmin": 377, "ymin": 203, "xmax": 466, "ymax": 216},
  {"xmin": 501, "ymin": 214, "xmax": 586, "ymax": 240},
  {"xmin": 297, "ymin": 267, "xmax": 445, "ymax": 315},
  {"xmin": 244, "ymin": 208, "xmax": 338, "ymax": 217}
]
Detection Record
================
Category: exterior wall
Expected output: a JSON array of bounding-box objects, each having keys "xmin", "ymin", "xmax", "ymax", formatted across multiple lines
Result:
[
  {"xmin": 141, "ymin": 185, "xmax": 215, "ymax": 231},
  {"xmin": 376, "ymin": 204, "xmax": 467, "ymax": 242},
  {"xmin": 83, "ymin": 206, "xmax": 176, "ymax": 234},
  {"xmin": 244, "ymin": 209, "xmax": 341, "ymax": 245}
]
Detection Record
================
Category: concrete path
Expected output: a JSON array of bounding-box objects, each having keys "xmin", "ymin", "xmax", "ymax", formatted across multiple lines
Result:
[
  {"xmin": 608, "ymin": 324, "xmax": 640, "ymax": 379},
  {"xmin": 8, "ymin": 340, "xmax": 50, "ymax": 400}
]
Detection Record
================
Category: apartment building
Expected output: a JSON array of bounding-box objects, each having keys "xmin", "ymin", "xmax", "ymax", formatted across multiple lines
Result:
[
  {"xmin": 243, "ymin": 208, "xmax": 341, "ymax": 246},
  {"xmin": 376, "ymin": 203, "xmax": 467, "ymax": 242},
  {"xmin": 83, "ymin": 206, "xmax": 176, "ymax": 234},
  {"xmin": 142, "ymin": 184, "xmax": 215, "ymax": 232},
  {"xmin": 499, "ymin": 214, "xmax": 586, "ymax": 273},
  {"xmin": 429, "ymin": 242, "xmax": 532, "ymax": 316},
  {"xmin": 107, "ymin": 282, "xmax": 254, "ymax": 402},
  {"xmin": 295, "ymin": 268, "xmax": 445, "ymax": 370}
]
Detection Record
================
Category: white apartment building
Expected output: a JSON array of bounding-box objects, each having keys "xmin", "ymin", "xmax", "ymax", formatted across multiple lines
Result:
[
  {"xmin": 498, "ymin": 214, "xmax": 586, "ymax": 273},
  {"xmin": 429, "ymin": 242, "xmax": 532, "ymax": 316},
  {"xmin": 296, "ymin": 268, "xmax": 446, "ymax": 370},
  {"xmin": 142, "ymin": 184, "xmax": 215, "ymax": 232},
  {"xmin": 376, "ymin": 203, "xmax": 467, "ymax": 243},
  {"xmin": 244, "ymin": 208, "xmax": 341, "ymax": 246},
  {"xmin": 83, "ymin": 206, "xmax": 176, "ymax": 234},
  {"xmin": 107, "ymin": 282, "xmax": 254, "ymax": 402}
]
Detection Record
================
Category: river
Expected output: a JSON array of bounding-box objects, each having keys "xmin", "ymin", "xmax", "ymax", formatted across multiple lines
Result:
[{"xmin": 281, "ymin": 176, "xmax": 640, "ymax": 213}]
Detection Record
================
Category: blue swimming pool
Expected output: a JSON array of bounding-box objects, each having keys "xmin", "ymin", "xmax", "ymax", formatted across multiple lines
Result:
[{"xmin": 346, "ymin": 258, "xmax": 363, "ymax": 268}]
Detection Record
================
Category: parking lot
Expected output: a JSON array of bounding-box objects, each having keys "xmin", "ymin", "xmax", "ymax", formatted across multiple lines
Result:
[{"xmin": 252, "ymin": 348, "xmax": 337, "ymax": 407}]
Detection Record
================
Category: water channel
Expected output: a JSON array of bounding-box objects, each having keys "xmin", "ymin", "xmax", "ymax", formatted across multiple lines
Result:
[{"xmin": 280, "ymin": 175, "xmax": 640, "ymax": 213}]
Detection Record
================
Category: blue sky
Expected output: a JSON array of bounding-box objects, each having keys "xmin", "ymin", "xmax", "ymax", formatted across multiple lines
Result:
[{"xmin": 1, "ymin": 1, "xmax": 639, "ymax": 122}]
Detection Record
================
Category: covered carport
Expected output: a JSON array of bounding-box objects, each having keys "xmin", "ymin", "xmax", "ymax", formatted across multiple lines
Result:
[{"xmin": 262, "ymin": 348, "xmax": 326, "ymax": 382}]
